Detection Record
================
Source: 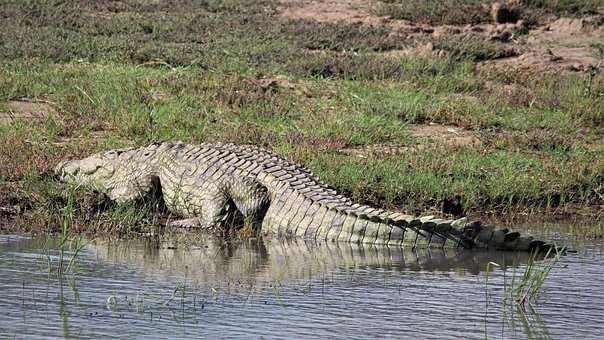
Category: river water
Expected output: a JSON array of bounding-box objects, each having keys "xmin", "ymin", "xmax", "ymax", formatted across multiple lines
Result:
[{"xmin": 0, "ymin": 221, "xmax": 602, "ymax": 339}]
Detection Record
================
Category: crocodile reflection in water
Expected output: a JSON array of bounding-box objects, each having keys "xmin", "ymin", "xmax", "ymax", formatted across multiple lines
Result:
[{"xmin": 89, "ymin": 236, "xmax": 540, "ymax": 284}]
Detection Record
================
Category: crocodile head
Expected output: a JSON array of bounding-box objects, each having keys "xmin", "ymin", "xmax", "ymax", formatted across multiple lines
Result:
[{"xmin": 55, "ymin": 143, "xmax": 165, "ymax": 203}]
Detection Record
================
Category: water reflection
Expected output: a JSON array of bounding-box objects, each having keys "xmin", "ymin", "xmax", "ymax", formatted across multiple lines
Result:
[
  {"xmin": 507, "ymin": 305, "xmax": 553, "ymax": 340},
  {"xmin": 0, "ymin": 232, "xmax": 602, "ymax": 339},
  {"xmin": 88, "ymin": 236, "xmax": 541, "ymax": 283}
]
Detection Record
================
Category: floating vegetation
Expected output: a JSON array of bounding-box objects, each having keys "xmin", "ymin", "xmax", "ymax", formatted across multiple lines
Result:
[{"xmin": 106, "ymin": 295, "xmax": 118, "ymax": 311}]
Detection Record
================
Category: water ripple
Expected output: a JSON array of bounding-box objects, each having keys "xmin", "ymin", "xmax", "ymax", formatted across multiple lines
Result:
[{"xmin": 0, "ymin": 232, "xmax": 602, "ymax": 339}]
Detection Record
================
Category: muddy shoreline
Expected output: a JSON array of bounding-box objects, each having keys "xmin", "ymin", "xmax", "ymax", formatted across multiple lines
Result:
[{"xmin": 1, "ymin": 183, "xmax": 601, "ymax": 237}]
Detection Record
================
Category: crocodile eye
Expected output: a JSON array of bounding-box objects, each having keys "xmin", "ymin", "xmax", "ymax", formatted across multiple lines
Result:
[
  {"xmin": 143, "ymin": 150, "xmax": 153, "ymax": 158},
  {"xmin": 105, "ymin": 150, "xmax": 118, "ymax": 159}
]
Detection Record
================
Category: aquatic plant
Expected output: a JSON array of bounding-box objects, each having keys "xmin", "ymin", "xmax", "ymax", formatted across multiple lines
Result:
[
  {"xmin": 484, "ymin": 261, "xmax": 501, "ymax": 336},
  {"xmin": 513, "ymin": 304, "xmax": 553, "ymax": 339},
  {"xmin": 56, "ymin": 195, "xmax": 86, "ymax": 277},
  {"xmin": 484, "ymin": 247, "xmax": 563, "ymax": 338},
  {"xmin": 39, "ymin": 192, "xmax": 87, "ymax": 284},
  {"xmin": 485, "ymin": 245, "xmax": 564, "ymax": 314},
  {"xmin": 59, "ymin": 222, "xmax": 86, "ymax": 276},
  {"xmin": 270, "ymin": 281, "xmax": 285, "ymax": 307},
  {"xmin": 504, "ymin": 246, "xmax": 564, "ymax": 309},
  {"xmin": 164, "ymin": 282, "xmax": 188, "ymax": 307}
]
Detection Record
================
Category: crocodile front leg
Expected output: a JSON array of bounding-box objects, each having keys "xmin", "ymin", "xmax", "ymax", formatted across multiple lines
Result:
[
  {"xmin": 162, "ymin": 167, "xmax": 269, "ymax": 232},
  {"xmin": 167, "ymin": 195, "xmax": 241, "ymax": 230},
  {"xmin": 163, "ymin": 175, "xmax": 236, "ymax": 231}
]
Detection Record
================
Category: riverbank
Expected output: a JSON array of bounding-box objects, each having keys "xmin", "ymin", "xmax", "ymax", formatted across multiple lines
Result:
[{"xmin": 1, "ymin": 0, "xmax": 602, "ymax": 234}]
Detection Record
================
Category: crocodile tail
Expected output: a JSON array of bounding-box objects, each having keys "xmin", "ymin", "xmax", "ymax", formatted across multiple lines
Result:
[
  {"xmin": 398, "ymin": 216, "xmax": 554, "ymax": 252},
  {"xmin": 310, "ymin": 203, "xmax": 555, "ymax": 252}
]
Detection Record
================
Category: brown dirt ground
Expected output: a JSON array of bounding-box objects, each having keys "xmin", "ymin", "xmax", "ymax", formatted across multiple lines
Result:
[
  {"xmin": 278, "ymin": 0, "xmax": 604, "ymax": 74},
  {"xmin": 482, "ymin": 15, "xmax": 604, "ymax": 73},
  {"xmin": 279, "ymin": 0, "xmax": 379, "ymax": 25},
  {"xmin": 339, "ymin": 123, "xmax": 482, "ymax": 157},
  {"xmin": 0, "ymin": 99, "xmax": 56, "ymax": 122},
  {"xmin": 411, "ymin": 124, "xmax": 482, "ymax": 146}
]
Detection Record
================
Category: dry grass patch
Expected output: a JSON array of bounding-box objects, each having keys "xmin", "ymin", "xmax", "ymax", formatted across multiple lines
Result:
[
  {"xmin": 339, "ymin": 124, "xmax": 482, "ymax": 157},
  {"xmin": 0, "ymin": 99, "xmax": 57, "ymax": 123},
  {"xmin": 411, "ymin": 123, "xmax": 482, "ymax": 147}
]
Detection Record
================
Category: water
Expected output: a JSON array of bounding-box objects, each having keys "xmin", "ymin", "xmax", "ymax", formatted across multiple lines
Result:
[{"xmin": 0, "ymin": 223, "xmax": 602, "ymax": 339}]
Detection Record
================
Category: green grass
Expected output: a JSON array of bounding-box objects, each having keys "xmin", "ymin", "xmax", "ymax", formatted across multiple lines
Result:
[
  {"xmin": 375, "ymin": 0, "xmax": 603, "ymax": 25},
  {"xmin": 375, "ymin": 0, "xmax": 491, "ymax": 25},
  {"xmin": 0, "ymin": 0, "xmax": 602, "ymax": 234}
]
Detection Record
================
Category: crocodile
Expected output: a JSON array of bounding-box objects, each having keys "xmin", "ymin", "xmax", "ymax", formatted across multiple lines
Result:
[{"xmin": 55, "ymin": 141, "xmax": 552, "ymax": 251}]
